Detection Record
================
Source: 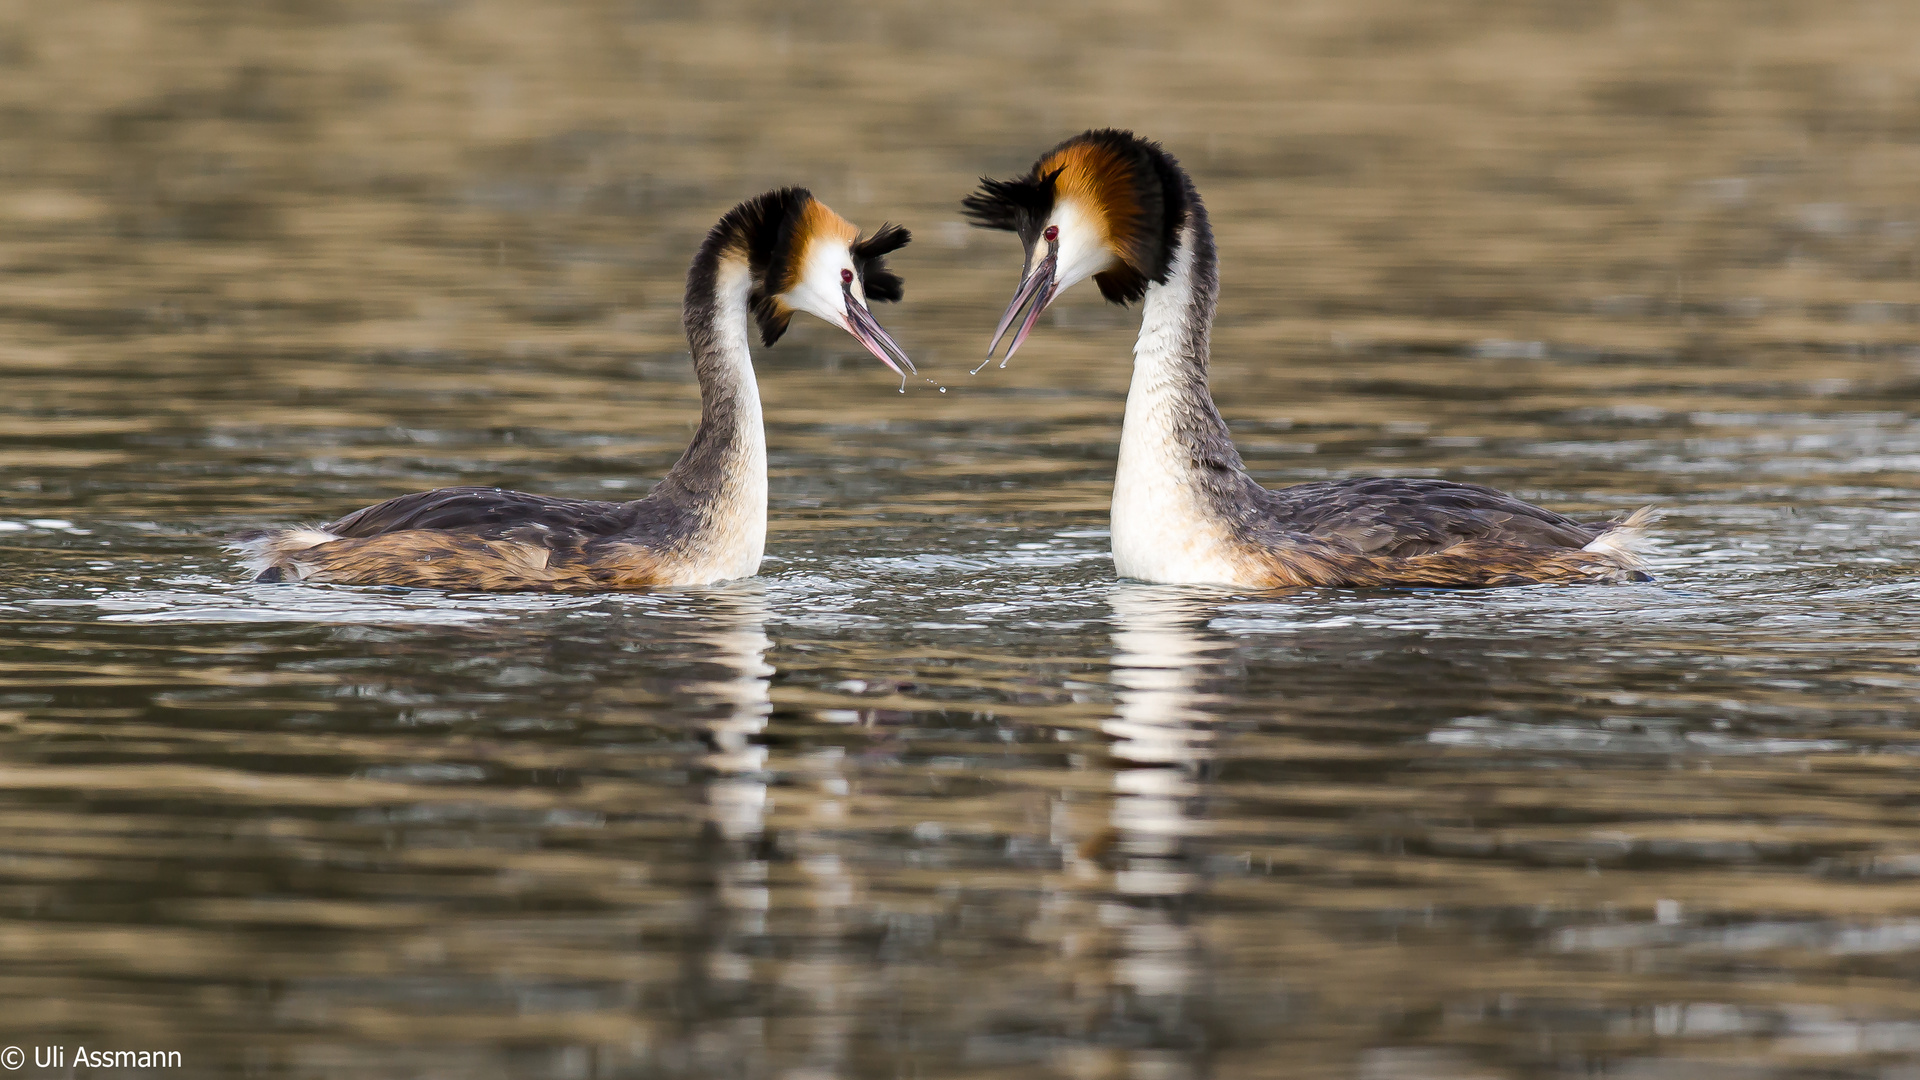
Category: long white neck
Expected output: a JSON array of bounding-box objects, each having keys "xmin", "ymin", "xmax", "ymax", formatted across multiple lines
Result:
[
  {"xmin": 656, "ymin": 259, "xmax": 767, "ymax": 581},
  {"xmin": 1109, "ymin": 210, "xmax": 1254, "ymax": 585}
]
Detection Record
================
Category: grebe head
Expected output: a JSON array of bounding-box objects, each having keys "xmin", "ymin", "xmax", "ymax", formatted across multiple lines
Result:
[
  {"xmin": 710, "ymin": 188, "xmax": 915, "ymax": 377},
  {"xmin": 962, "ymin": 129, "xmax": 1189, "ymax": 364}
]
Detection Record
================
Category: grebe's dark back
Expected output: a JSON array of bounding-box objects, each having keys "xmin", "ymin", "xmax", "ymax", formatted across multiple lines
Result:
[
  {"xmin": 231, "ymin": 189, "xmax": 912, "ymax": 592},
  {"xmin": 964, "ymin": 129, "xmax": 1654, "ymax": 589}
]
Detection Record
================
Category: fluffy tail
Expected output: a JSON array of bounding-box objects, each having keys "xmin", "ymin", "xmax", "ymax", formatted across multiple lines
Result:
[
  {"xmin": 1580, "ymin": 506, "xmax": 1661, "ymax": 571},
  {"xmin": 224, "ymin": 527, "xmax": 342, "ymax": 582}
]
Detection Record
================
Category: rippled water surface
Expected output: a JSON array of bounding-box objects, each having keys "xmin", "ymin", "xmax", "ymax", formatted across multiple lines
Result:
[{"xmin": 6, "ymin": 2, "xmax": 1920, "ymax": 1076}]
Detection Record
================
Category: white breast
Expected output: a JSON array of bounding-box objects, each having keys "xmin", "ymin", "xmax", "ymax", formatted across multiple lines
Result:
[
  {"xmin": 682, "ymin": 449, "xmax": 766, "ymax": 585},
  {"xmin": 1110, "ymin": 408, "xmax": 1247, "ymax": 586}
]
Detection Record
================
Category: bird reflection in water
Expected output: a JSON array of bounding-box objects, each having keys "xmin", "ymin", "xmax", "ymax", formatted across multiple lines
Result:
[
  {"xmin": 680, "ymin": 588, "xmax": 777, "ymax": 986},
  {"xmin": 682, "ymin": 588, "xmax": 864, "ymax": 1070},
  {"xmin": 1083, "ymin": 585, "xmax": 1233, "ymax": 1053},
  {"xmin": 694, "ymin": 592, "xmax": 776, "ymax": 839}
]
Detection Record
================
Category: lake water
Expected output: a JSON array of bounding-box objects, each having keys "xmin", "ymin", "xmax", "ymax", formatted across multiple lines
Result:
[{"xmin": 4, "ymin": 1, "xmax": 1920, "ymax": 1077}]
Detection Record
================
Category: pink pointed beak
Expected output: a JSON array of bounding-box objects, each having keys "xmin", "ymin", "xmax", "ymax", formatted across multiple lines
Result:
[
  {"xmin": 840, "ymin": 271, "xmax": 915, "ymax": 380},
  {"xmin": 979, "ymin": 224, "xmax": 1060, "ymax": 372}
]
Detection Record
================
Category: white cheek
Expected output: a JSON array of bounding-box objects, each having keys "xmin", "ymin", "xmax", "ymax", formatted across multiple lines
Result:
[
  {"xmin": 1049, "ymin": 200, "xmax": 1119, "ymax": 290},
  {"xmin": 785, "ymin": 242, "xmax": 855, "ymax": 327}
]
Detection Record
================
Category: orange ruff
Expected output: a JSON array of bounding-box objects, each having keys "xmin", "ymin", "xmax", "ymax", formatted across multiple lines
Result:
[{"xmin": 1036, "ymin": 141, "xmax": 1146, "ymax": 260}]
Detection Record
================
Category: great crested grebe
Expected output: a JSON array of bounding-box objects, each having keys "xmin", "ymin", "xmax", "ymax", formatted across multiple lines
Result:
[
  {"xmin": 964, "ymin": 129, "xmax": 1655, "ymax": 589},
  {"xmin": 232, "ymin": 188, "xmax": 913, "ymax": 592}
]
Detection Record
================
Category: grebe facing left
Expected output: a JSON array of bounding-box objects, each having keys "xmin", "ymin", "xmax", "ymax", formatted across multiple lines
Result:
[
  {"xmin": 232, "ymin": 188, "xmax": 913, "ymax": 592},
  {"xmin": 964, "ymin": 130, "xmax": 1655, "ymax": 590}
]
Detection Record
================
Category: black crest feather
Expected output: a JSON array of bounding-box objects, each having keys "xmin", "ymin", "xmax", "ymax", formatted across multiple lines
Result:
[
  {"xmin": 852, "ymin": 223, "xmax": 910, "ymax": 303},
  {"xmin": 960, "ymin": 169, "xmax": 1062, "ymax": 248}
]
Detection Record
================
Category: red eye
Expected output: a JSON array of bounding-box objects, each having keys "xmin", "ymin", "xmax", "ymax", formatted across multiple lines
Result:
[
  {"xmin": 840, "ymin": 268, "xmax": 854, "ymax": 284},
  {"xmin": 1043, "ymin": 225, "xmax": 1058, "ymax": 241}
]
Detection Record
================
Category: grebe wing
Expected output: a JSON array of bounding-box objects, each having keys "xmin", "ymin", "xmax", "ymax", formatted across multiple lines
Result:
[
  {"xmin": 1257, "ymin": 477, "xmax": 1602, "ymax": 557},
  {"xmin": 324, "ymin": 486, "xmax": 632, "ymax": 540},
  {"xmin": 229, "ymin": 486, "xmax": 692, "ymax": 590}
]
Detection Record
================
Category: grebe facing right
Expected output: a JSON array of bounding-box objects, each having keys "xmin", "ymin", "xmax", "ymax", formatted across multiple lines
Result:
[
  {"xmin": 232, "ymin": 188, "xmax": 912, "ymax": 592},
  {"xmin": 964, "ymin": 129, "xmax": 1655, "ymax": 590}
]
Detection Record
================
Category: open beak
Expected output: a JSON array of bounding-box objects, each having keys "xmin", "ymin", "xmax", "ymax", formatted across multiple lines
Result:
[
  {"xmin": 980, "ymin": 231, "xmax": 1059, "ymax": 371},
  {"xmin": 841, "ymin": 281, "xmax": 916, "ymax": 382}
]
